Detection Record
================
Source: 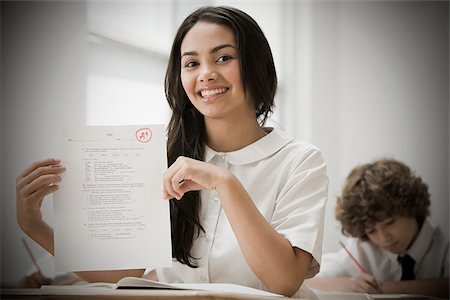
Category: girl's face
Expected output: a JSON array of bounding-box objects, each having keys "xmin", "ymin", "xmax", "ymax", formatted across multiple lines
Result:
[
  {"xmin": 180, "ymin": 21, "xmax": 253, "ymax": 122},
  {"xmin": 364, "ymin": 215, "xmax": 419, "ymax": 255}
]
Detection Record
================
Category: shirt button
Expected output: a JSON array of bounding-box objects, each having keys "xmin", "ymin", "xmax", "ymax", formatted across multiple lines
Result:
[
  {"xmin": 200, "ymin": 275, "xmax": 207, "ymax": 281},
  {"xmin": 213, "ymin": 195, "xmax": 219, "ymax": 202}
]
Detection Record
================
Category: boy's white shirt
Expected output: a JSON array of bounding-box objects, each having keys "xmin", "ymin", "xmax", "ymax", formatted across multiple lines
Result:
[{"xmin": 319, "ymin": 218, "xmax": 449, "ymax": 280}]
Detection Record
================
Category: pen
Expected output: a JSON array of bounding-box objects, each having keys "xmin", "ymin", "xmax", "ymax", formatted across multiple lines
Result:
[
  {"xmin": 22, "ymin": 238, "xmax": 43, "ymax": 275},
  {"xmin": 339, "ymin": 240, "xmax": 367, "ymax": 273}
]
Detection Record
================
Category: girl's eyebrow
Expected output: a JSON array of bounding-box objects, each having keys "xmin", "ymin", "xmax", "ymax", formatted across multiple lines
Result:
[{"xmin": 181, "ymin": 44, "xmax": 236, "ymax": 58}]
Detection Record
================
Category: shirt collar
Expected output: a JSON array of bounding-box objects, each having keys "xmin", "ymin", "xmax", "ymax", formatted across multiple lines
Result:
[
  {"xmin": 204, "ymin": 127, "xmax": 294, "ymax": 165},
  {"xmin": 406, "ymin": 218, "xmax": 433, "ymax": 262}
]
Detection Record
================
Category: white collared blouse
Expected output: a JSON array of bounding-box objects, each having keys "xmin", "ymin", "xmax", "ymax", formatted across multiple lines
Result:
[
  {"xmin": 319, "ymin": 218, "xmax": 449, "ymax": 280},
  {"xmin": 156, "ymin": 128, "xmax": 328, "ymax": 291}
]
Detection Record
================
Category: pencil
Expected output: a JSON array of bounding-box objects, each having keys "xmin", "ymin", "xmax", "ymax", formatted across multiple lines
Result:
[
  {"xmin": 339, "ymin": 240, "xmax": 367, "ymax": 273},
  {"xmin": 22, "ymin": 238, "xmax": 43, "ymax": 275}
]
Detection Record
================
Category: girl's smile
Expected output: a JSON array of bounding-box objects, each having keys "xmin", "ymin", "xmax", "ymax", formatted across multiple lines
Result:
[
  {"xmin": 180, "ymin": 21, "xmax": 255, "ymax": 122},
  {"xmin": 197, "ymin": 86, "xmax": 229, "ymax": 102}
]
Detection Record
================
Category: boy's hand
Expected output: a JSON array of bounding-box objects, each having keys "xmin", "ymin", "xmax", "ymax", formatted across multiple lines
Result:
[{"xmin": 348, "ymin": 273, "xmax": 382, "ymax": 294}]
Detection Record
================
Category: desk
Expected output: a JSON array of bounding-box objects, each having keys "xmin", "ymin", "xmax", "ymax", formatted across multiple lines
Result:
[
  {"xmin": 1, "ymin": 288, "xmax": 296, "ymax": 300},
  {"xmin": 2, "ymin": 288, "xmax": 435, "ymax": 300}
]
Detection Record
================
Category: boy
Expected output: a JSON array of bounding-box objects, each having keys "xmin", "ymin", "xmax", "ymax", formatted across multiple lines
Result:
[{"xmin": 307, "ymin": 159, "xmax": 448, "ymax": 298}]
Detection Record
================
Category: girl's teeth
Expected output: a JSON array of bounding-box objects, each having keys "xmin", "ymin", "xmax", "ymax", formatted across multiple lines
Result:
[{"xmin": 201, "ymin": 88, "xmax": 227, "ymax": 98}]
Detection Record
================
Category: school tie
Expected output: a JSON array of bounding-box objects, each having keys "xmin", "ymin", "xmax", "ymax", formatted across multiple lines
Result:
[{"xmin": 398, "ymin": 254, "xmax": 416, "ymax": 280}]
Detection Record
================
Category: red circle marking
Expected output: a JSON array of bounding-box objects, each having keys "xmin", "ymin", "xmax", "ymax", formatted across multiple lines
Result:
[{"xmin": 136, "ymin": 128, "xmax": 152, "ymax": 143}]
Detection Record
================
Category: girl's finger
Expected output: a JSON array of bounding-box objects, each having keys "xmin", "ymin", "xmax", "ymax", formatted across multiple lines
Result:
[
  {"xmin": 177, "ymin": 180, "xmax": 203, "ymax": 195},
  {"xmin": 163, "ymin": 171, "xmax": 182, "ymax": 200},
  {"xmin": 171, "ymin": 170, "xmax": 189, "ymax": 198},
  {"xmin": 162, "ymin": 189, "xmax": 171, "ymax": 200},
  {"xmin": 27, "ymin": 184, "xmax": 60, "ymax": 204},
  {"xmin": 21, "ymin": 174, "xmax": 61, "ymax": 197},
  {"xmin": 20, "ymin": 165, "xmax": 65, "ymax": 189},
  {"xmin": 19, "ymin": 158, "xmax": 61, "ymax": 178}
]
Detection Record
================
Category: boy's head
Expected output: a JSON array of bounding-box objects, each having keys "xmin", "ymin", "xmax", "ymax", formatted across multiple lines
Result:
[{"xmin": 336, "ymin": 159, "xmax": 430, "ymax": 249}]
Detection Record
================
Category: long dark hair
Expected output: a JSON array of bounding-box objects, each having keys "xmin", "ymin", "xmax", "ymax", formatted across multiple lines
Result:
[{"xmin": 165, "ymin": 6, "xmax": 277, "ymax": 267}]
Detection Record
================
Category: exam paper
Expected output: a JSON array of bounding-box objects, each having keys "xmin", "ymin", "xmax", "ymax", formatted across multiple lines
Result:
[{"xmin": 54, "ymin": 125, "xmax": 172, "ymax": 272}]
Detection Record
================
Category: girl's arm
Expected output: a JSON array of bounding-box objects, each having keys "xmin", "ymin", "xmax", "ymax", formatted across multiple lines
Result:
[
  {"xmin": 218, "ymin": 173, "xmax": 313, "ymax": 296},
  {"xmin": 16, "ymin": 158, "xmax": 145, "ymax": 283},
  {"xmin": 163, "ymin": 156, "xmax": 323, "ymax": 296}
]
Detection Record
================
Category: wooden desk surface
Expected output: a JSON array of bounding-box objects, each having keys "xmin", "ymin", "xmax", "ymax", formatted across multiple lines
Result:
[{"xmin": 1, "ymin": 287, "xmax": 293, "ymax": 300}]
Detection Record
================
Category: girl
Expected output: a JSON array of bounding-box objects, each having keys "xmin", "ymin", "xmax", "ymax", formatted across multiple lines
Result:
[{"xmin": 16, "ymin": 6, "xmax": 328, "ymax": 297}]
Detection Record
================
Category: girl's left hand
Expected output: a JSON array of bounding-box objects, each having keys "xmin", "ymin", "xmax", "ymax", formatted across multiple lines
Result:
[
  {"xmin": 162, "ymin": 156, "xmax": 230, "ymax": 200},
  {"xmin": 20, "ymin": 271, "xmax": 52, "ymax": 288}
]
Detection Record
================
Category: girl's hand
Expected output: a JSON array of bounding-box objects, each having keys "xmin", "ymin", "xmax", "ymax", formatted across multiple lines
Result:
[
  {"xmin": 347, "ymin": 272, "xmax": 382, "ymax": 294},
  {"xmin": 16, "ymin": 158, "xmax": 66, "ymax": 235},
  {"xmin": 20, "ymin": 271, "xmax": 52, "ymax": 288},
  {"xmin": 162, "ymin": 156, "xmax": 230, "ymax": 200}
]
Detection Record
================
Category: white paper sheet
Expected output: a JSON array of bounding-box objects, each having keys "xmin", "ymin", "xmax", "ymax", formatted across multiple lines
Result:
[{"xmin": 54, "ymin": 125, "xmax": 172, "ymax": 272}]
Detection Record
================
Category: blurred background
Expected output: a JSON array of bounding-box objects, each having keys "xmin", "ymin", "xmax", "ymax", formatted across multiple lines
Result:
[{"xmin": 2, "ymin": 0, "xmax": 448, "ymax": 287}]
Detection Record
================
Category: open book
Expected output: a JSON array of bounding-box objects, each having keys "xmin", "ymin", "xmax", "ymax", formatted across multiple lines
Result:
[{"xmin": 78, "ymin": 277, "xmax": 284, "ymax": 298}]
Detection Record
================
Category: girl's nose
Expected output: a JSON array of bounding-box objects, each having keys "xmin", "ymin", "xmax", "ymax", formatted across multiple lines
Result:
[{"xmin": 199, "ymin": 66, "xmax": 218, "ymax": 82}]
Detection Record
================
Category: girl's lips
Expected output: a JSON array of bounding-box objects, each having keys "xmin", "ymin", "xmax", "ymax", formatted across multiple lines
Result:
[
  {"xmin": 197, "ymin": 87, "xmax": 229, "ymax": 98},
  {"xmin": 198, "ymin": 87, "xmax": 229, "ymax": 102}
]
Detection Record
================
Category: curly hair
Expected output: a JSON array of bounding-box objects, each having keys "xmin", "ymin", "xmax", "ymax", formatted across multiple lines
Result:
[{"xmin": 336, "ymin": 158, "xmax": 430, "ymax": 240}]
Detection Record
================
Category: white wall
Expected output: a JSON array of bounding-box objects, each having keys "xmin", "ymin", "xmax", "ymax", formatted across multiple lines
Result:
[
  {"xmin": 1, "ymin": 1, "xmax": 87, "ymax": 286},
  {"xmin": 310, "ymin": 1, "xmax": 449, "ymax": 252},
  {"xmin": 232, "ymin": 1, "xmax": 449, "ymax": 253},
  {"xmin": 87, "ymin": 36, "xmax": 170, "ymax": 126}
]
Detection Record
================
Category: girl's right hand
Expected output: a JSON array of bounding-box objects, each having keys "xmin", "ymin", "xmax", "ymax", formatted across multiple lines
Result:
[
  {"xmin": 16, "ymin": 158, "xmax": 66, "ymax": 235},
  {"xmin": 347, "ymin": 272, "xmax": 382, "ymax": 294}
]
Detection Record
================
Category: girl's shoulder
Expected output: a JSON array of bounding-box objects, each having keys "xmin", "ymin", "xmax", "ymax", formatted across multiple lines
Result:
[
  {"xmin": 267, "ymin": 127, "xmax": 323, "ymax": 157},
  {"xmin": 270, "ymin": 128, "xmax": 325, "ymax": 168}
]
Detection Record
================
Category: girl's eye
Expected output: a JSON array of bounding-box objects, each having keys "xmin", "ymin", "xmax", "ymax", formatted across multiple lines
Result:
[
  {"xmin": 217, "ymin": 55, "xmax": 232, "ymax": 63},
  {"xmin": 184, "ymin": 61, "xmax": 199, "ymax": 68}
]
